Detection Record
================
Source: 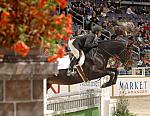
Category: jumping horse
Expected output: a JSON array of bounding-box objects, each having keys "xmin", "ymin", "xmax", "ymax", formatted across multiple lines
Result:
[{"xmin": 47, "ymin": 40, "xmax": 133, "ymax": 88}]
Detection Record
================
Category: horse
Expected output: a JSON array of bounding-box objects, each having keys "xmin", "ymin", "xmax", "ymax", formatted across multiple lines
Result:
[{"xmin": 47, "ymin": 40, "xmax": 133, "ymax": 88}]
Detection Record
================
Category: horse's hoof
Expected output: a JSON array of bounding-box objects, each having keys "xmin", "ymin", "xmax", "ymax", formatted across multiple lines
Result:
[
  {"xmin": 67, "ymin": 71, "xmax": 76, "ymax": 77},
  {"xmin": 67, "ymin": 73, "xmax": 71, "ymax": 76},
  {"xmin": 101, "ymin": 83, "xmax": 112, "ymax": 88},
  {"xmin": 112, "ymin": 81, "xmax": 116, "ymax": 85},
  {"xmin": 101, "ymin": 84, "xmax": 107, "ymax": 88}
]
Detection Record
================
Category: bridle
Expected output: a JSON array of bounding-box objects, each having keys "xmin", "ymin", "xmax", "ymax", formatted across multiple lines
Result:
[
  {"xmin": 99, "ymin": 44, "xmax": 132, "ymax": 68},
  {"xmin": 118, "ymin": 46, "xmax": 132, "ymax": 68}
]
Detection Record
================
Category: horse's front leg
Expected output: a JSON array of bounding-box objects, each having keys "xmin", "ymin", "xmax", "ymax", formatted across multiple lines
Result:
[
  {"xmin": 101, "ymin": 68, "xmax": 118, "ymax": 88},
  {"xmin": 106, "ymin": 68, "xmax": 118, "ymax": 85}
]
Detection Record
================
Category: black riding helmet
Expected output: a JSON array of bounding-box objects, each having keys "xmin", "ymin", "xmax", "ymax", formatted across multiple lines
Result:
[{"xmin": 92, "ymin": 25, "xmax": 102, "ymax": 34}]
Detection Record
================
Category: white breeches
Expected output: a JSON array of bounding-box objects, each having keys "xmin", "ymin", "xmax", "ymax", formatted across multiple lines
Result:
[{"xmin": 68, "ymin": 39, "xmax": 80, "ymax": 59}]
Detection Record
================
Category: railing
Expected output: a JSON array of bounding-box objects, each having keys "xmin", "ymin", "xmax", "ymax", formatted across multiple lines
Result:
[
  {"xmin": 68, "ymin": 7, "xmax": 112, "ymax": 39},
  {"xmin": 45, "ymin": 89, "xmax": 101, "ymax": 115},
  {"xmin": 132, "ymin": 44, "xmax": 140, "ymax": 60},
  {"xmin": 132, "ymin": 67, "xmax": 150, "ymax": 76},
  {"xmin": 68, "ymin": 8, "xmax": 85, "ymax": 30},
  {"xmin": 47, "ymin": 96, "xmax": 100, "ymax": 111},
  {"xmin": 119, "ymin": 0, "xmax": 150, "ymax": 5}
]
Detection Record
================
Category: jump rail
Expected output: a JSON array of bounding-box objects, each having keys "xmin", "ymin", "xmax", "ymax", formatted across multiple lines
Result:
[{"xmin": 45, "ymin": 88, "xmax": 101, "ymax": 115}]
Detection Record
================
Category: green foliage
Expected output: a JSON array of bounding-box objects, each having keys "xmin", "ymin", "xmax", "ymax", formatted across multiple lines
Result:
[{"xmin": 114, "ymin": 97, "xmax": 136, "ymax": 116}]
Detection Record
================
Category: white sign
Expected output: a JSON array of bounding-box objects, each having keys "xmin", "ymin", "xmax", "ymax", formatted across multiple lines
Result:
[
  {"xmin": 80, "ymin": 79, "xmax": 101, "ymax": 90},
  {"xmin": 113, "ymin": 77, "xmax": 150, "ymax": 96}
]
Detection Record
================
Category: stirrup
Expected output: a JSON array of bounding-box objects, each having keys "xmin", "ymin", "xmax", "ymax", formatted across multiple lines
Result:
[{"xmin": 67, "ymin": 69, "xmax": 76, "ymax": 76}]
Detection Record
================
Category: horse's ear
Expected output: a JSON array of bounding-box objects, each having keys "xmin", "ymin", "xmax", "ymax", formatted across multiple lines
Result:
[
  {"xmin": 127, "ymin": 42, "xmax": 134, "ymax": 49},
  {"xmin": 127, "ymin": 36, "xmax": 134, "ymax": 49}
]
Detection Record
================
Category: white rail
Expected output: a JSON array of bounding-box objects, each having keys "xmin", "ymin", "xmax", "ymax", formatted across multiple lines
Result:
[
  {"xmin": 132, "ymin": 67, "xmax": 150, "ymax": 76},
  {"xmin": 45, "ymin": 89, "xmax": 101, "ymax": 115}
]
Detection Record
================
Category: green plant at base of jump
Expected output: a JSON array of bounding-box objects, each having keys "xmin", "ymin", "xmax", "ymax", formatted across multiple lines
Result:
[{"xmin": 114, "ymin": 96, "xmax": 136, "ymax": 116}]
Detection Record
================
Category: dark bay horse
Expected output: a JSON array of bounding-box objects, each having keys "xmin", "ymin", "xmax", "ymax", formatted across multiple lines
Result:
[{"xmin": 47, "ymin": 40, "xmax": 132, "ymax": 88}]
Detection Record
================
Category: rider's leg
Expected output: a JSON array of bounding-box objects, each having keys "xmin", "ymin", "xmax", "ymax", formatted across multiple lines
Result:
[
  {"xmin": 67, "ymin": 56, "xmax": 79, "ymax": 76},
  {"xmin": 69, "ymin": 57, "xmax": 78, "ymax": 72}
]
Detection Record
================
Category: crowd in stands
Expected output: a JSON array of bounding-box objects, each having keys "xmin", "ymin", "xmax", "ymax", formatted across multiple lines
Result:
[{"xmin": 68, "ymin": 0, "xmax": 150, "ymax": 68}]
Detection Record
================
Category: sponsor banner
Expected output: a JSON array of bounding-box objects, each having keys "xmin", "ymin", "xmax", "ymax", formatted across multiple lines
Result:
[
  {"xmin": 79, "ymin": 79, "xmax": 101, "ymax": 90},
  {"xmin": 47, "ymin": 79, "xmax": 102, "ymax": 96},
  {"xmin": 113, "ymin": 77, "xmax": 150, "ymax": 96}
]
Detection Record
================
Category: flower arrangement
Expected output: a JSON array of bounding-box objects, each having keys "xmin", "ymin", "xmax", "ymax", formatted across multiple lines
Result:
[{"xmin": 0, "ymin": 0, "xmax": 72, "ymax": 62}]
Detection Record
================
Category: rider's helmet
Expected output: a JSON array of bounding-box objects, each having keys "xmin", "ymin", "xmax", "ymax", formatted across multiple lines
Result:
[{"xmin": 92, "ymin": 25, "xmax": 102, "ymax": 34}]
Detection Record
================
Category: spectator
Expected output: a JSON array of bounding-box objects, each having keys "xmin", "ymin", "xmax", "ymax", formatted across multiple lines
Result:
[
  {"xmin": 101, "ymin": 16, "xmax": 109, "ymax": 29},
  {"xmin": 126, "ymin": 6, "xmax": 137, "ymax": 18},
  {"xmin": 110, "ymin": 16, "xmax": 116, "ymax": 26},
  {"xmin": 138, "ymin": 18, "xmax": 144, "ymax": 27},
  {"xmin": 101, "ymin": 3, "xmax": 109, "ymax": 17}
]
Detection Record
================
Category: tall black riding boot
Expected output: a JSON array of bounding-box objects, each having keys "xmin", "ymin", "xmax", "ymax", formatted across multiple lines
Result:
[{"xmin": 67, "ymin": 57, "xmax": 78, "ymax": 76}]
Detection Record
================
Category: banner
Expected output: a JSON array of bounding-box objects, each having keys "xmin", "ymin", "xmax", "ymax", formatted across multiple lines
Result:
[{"xmin": 113, "ymin": 77, "xmax": 150, "ymax": 96}]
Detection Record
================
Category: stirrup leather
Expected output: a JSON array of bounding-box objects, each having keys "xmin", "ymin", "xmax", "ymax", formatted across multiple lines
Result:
[{"xmin": 75, "ymin": 64, "xmax": 88, "ymax": 82}]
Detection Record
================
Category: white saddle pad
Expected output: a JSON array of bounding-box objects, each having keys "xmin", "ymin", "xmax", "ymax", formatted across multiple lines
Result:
[{"xmin": 57, "ymin": 55, "xmax": 70, "ymax": 70}]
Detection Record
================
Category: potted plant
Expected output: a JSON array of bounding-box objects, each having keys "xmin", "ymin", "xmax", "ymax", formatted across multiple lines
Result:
[{"xmin": 0, "ymin": 0, "xmax": 72, "ymax": 62}]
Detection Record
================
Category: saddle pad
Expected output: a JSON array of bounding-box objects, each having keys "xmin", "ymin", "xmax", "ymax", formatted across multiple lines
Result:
[{"xmin": 57, "ymin": 55, "xmax": 70, "ymax": 69}]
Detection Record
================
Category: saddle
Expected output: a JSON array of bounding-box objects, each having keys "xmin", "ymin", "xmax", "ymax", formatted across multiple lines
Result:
[
  {"xmin": 67, "ymin": 51, "xmax": 88, "ymax": 82},
  {"xmin": 75, "ymin": 50, "xmax": 88, "ymax": 82}
]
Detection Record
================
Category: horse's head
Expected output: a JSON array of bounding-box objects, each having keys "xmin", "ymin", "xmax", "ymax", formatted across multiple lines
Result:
[{"xmin": 118, "ymin": 43, "xmax": 133, "ymax": 71}]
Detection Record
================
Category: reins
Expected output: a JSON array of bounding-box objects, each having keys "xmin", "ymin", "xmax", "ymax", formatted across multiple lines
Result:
[{"xmin": 98, "ymin": 44, "xmax": 132, "ymax": 68}]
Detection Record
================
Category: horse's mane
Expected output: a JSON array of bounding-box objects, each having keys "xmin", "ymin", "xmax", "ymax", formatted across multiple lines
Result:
[{"xmin": 98, "ymin": 40, "xmax": 126, "ymax": 47}]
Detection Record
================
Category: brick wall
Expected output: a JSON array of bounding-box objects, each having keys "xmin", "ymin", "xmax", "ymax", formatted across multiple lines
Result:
[
  {"xmin": 0, "ymin": 80, "xmax": 43, "ymax": 116},
  {"xmin": 0, "ymin": 61, "xmax": 58, "ymax": 116},
  {"xmin": 0, "ymin": 62, "xmax": 58, "ymax": 116}
]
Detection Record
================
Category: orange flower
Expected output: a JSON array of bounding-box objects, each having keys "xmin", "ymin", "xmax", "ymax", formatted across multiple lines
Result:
[
  {"xmin": 54, "ymin": 18, "xmax": 62, "ymax": 25},
  {"xmin": 56, "ymin": 33, "xmax": 64, "ymax": 39},
  {"xmin": 54, "ymin": 14, "xmax": 65, "ymax": 25},
  {"xmin": 13, "ymin": 41, "xmax": 30, "ymax": 57},
  {"xmin": 1, "ymin": 11, "xmax": 10, "ymax": 17},
  {"xmin": 42, "ymin": 19, "xmax": 48, "ymax": 25},
  {"xmin": 56, "ymin": 0, "xmax": 67, "ymax": 9},
  {"xmin": 50, "ymin": 6, "xmax": 56, "ymax": 11},
  {"xmin": 56, "ymin": 45, "xmax": 65, "ymax": 58},
  {"xmin": 38, "ymin": 0, "xmax": 46, "ymax": 9},
  {"xmin": 50, "ymin": 28, "xmax": 55, "ymax": 33},
  {"xmin": 30, "ymin": 6, "xmax": 36, "ymax": 15},
  {"xmin": 34, "ymin": 11, "xmax": 44, "ymax": 18},
  {"xmin": 66, "ymin": 26, "xmax": 73, "ymax": 35},
  {"xmin": 63, "ymin": 36, "xmax": 69, "ymax": 41},
  {"xmin": 0, "ymin": 11, "xmax": 10, "ymax": 25},
  {"xmin": 65, "ymin": 14, "xmax": 72, "ymax": 35},
  {"xmin": 47, "ymin": 45, "xmax": 65, "ymax": 62},
  {"xmin": 66, "ymin": 14, "xmax": 72, "ymax": 24},
  {"xmin": 48, "ymin": 54, "xmax": 59, "ymax": 62}
]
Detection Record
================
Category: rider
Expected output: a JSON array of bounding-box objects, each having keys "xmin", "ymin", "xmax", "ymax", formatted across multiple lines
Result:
[{"xmin": 67, "ymin": 25, "xmax": 102, "ymax": 75}]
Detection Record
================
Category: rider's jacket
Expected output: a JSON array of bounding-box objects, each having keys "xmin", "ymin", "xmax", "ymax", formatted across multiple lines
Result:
[{"xmin": 72, "ymin": 33, "xmax": 99, "ymax": 53}]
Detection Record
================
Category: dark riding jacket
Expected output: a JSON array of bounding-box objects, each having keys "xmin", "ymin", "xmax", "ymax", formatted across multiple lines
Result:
[{"xmin": 72, "ymin": 33, "xmax": 98, "ymax": 53}]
